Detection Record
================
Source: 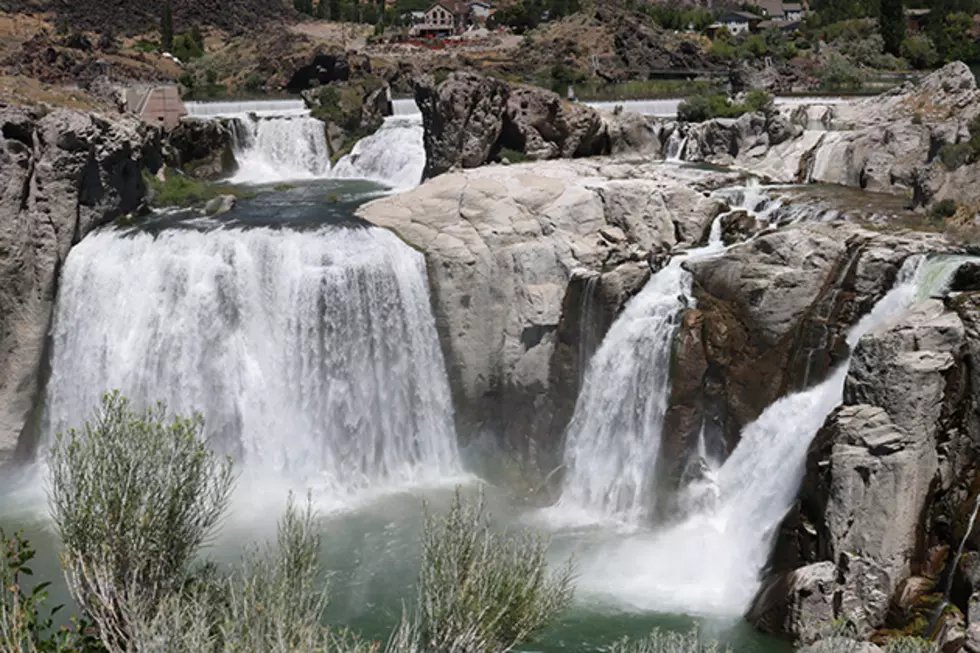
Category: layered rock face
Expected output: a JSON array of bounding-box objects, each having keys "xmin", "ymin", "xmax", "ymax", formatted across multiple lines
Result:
[
  {"xmin": 750, "ymin": 290, "xmax": 980, "ymax": 646},
  {"xmin": 413, "ymin": 72, "xmax": 659, "ymax": 179},
  {"xmin": 0, "ymin": 107, "xmax": 161, "ymax": 464},
  {"xmin": 663, "ymin": 226, "xmax": 949, "ymax": 488},
  {"xmin": 671, "ymin": 62, "xmax": 980, "ymax": 213},
  {"xmin": 357, "ymin": 160, "xmax": 738, "ymax": 463}
]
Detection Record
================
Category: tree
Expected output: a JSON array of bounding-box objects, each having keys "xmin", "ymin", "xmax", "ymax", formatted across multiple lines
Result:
[
  {"xmin": 330, "ymin": 0, "xmax": 343, "ymax": 20},
  {"xmin": 315, "ymin": 0, "xmax": 329, "ymax": 19},
  {"xmin": 294, "ymin": 0, "xmax": 315, "ymax": 14},
  {"xmin": 878, "ymin": 0, "xmax": 905, "ymax": 55},
  {"xmin": 189, "ymin": 24, "xmax": 205, "ymax": 51},
  {"xmin": 161, "ymin": 0, "xmax": 174, "ymax": 52}
]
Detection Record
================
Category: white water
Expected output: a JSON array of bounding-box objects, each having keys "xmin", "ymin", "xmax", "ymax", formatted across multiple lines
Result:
[
  {"xmin": 229, "ymin": 115, "xmax": 334, "ymax": 183},
  {"xmin": 552, "ymin": 225, "xmax": 726, "ymax": 527},
  {"xmin": 568, "ymin": 255, "xmax": 963, "ymax": 617},
  {"xmin": 332, "ymin": 115, "xmax": 425, "ymax": 190},
  {"xmin": 43, "ymin": 226, "xmax": 461, "ymax": 504},
  {"xmin": 186, "ymin": 99, "xmax": 309, "ymax": 118}
]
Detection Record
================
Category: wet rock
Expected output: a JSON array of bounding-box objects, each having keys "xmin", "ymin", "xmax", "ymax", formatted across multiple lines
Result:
[
  {"xmin": 0, "ymin": 106, "xmax": 161, "ymax": 464},
  {"xmin": 166, "ymin": 118, "xmax": 236, "ymax": 181},
  {"xmin": 718, "ymin": 209, "xmax": 757, "ymax": 245},
  {"xmin": 952, "ymin": 262, "xmax": 980, "ymax": 293},
  {"xmin": 205, "ymin": 194, "xmax": 236, "ymax": 216}
]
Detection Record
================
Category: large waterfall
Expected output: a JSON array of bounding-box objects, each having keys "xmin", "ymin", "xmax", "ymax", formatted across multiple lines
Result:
[
  {"xmin": 573, "ymin": 255, "xmax": 961, "ymax": 616},
  {"xmin": 229, "ymin": 115, "xmax": 334, "ymax": 183},
  {"xmin": 44, "ymin": 225, "xmax": 460, "ymax": 500}
]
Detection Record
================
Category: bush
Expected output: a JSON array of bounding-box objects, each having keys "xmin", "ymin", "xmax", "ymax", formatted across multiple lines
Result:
[
  {"xmin": 742, "ymin": 33, "xmax": 770, "ymax": 58},
  {"xmin": 414, "ymin": 488, "xmax": 574, "ymax": 653},
  {"xmin": 49, "ymin": 392, "xmax": 235, "ymax": 649},
  {"xmin": 819, "ymin": 53, "xmax": 866, "ymax": 91},
  {"xmin": 901, "ymin": 34, "xmax": 939, "ymax": 69},
  {"xmin": 610, "ymin": 627, "xmax": 731, "ymax": 653},
  {"xmin": 938, "ymin": 143, "xmax": 974, "ymax": 170},
  {"xmin": 931, "ymin": 198, "xmax": 959, "ymax": 219},
  {"xmin": 677, "ymin": 91, "xmax": 773, "ymax": 122}
]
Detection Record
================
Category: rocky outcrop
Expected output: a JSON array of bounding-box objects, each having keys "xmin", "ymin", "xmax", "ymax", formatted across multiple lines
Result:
[
  {"xmin": 165, "ymin": 118, "xmax": 236, "ymax": 181},
  {"xmin": 662, "ymin": 225, "xmax": 950, "ymax": 476},
  {"xmin": 0, "ymin": 106, "xmax": 161, "ymax": 464},
  {"xmin": 670, "ymin": 63, "xmax": 980, "ymax": 212},
  {"xmin": 752, "ymin": 290, "xmax": 980, "ymax": 643},
  {"xmin": 413, "ymin": 72, "xmax": 653, "ymax": 179},
  {"xmin": 357, "ymin": 160, "xmax": 742, "ymax": 465}
]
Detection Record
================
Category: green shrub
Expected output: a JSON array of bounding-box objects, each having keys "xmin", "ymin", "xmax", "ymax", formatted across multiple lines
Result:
[
  {"xmin": 49, "ymin": 391, "xmax": 235, "ymax": 649},
  {"xmin": 144, "ymin": 170, "xmax": 243, "ymax": 208},
  {"xmin": 414, "ymin": 488, "xmax": 574, "ymax": 653},
  {"xmin": 819, "ymin": 53, "xmax": 866, "ymax": 91},
  {"xmin": 244, "ymin": 73, "xmax": 268, "ymax": 93},
  {"xmin": 677, "ymin": 91, "xmax": 773, "ymax": 122},
  {"xmin": 742, "ymin": 33, "xmax": 770, "ymax": 58},
  {"xmin": 610, "ymin": 627, "xmax": 731, "ymax": 653},
  {"xmin": 499, "ymin": 147, "xmax": 530, "ymax": 163},
  {"xmin": 938, "ymin": 143, "xmax": 974, "ymax": 170},
  {"xmin": 901, "ymin": 35, "xmax": 939, "ymax": 69},
  {"xmin": 709, "ymin": 39, "xmax": 737, "ymax": 60},
  {"xmin": 931, "ymin": 198, "xmax": 959, "ymax": 219}
]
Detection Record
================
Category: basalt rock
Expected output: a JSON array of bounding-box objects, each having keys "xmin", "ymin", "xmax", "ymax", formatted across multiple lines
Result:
[
  {"xmin": 165, "ymin": 118, "xmax": 237, "ymax": 181},
  {"xmin": 0, "ymin": 106, "xmax": 162, "ymax": 465},
  {"xmin": 413, "ymin": 71, "xmax": 659, "ymax": 179},
  {"xmin": 357, "ymin": 160, "xmax": 741, "ymax": 461},
  {"xmin": 755, "ymin": 291, "xmax": 980, "ymax": 641}
]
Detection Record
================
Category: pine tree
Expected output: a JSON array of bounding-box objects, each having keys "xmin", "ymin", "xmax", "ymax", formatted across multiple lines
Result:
[
  {"xmin": 330, "ymin": 0, "xmax": 343, "ymax": 20},
  {"xmin": 161, "ymin": 0, "xmax": 174, "ymax": 52},
  {"xmin": 189, "ymin": 24, "xmax": 205, "ymax": 51},
  {"xmin": 878, "ymin": 0, "xmax": 905, "ymax": 55},
  {"xmin": 316, "ymin": 0, "xmax": 329, "ymax": 19}
]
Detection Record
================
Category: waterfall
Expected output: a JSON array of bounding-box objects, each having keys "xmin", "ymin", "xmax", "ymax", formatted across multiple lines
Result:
[
  {"xmin": 185, "ymin": 99, "xmax": 309, "ymax": 118},
  {"xmin": 577, "ymin": 274, "xmax": 601, "ymax": 384},
  {"xmin": 574, "ymin": 255, "xmax": 969, "ymax": 616},
  {"xmin": 229, "ymin": 115, "xmax": 333, "ymax": 183},
  {"xmin": 331, "ymin": 115, "xmax": 425, "ymax": 190},
  {"xmin": 43, "ymin": 225, "xmax": 460, "ymax": 500},
  {"xmin": 666, "ymin": 131, "xmax": 688, "ymax": 161},
  {"xmin": 552, "ymin": 224, "xmax": 726, "ymax": 527}
]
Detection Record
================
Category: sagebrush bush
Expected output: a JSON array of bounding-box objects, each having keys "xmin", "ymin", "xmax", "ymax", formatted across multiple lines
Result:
[
  {"xmin": 415, "ymin": 488, "xmax": 575, "ymax": 653},
  {"xmin": 49, "ymin": 392, "xmax": 235, "ymax": 651},
  {"xmin": 609, "ymin": 627, "xmax": 731, "ymax": 653}
]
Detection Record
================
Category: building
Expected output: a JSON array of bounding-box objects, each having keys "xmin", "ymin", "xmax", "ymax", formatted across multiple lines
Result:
[
  {"xmin": 410, "ymin": 2, "xmax": 460, "ymax": 37},
  {"xmin": 123, "ymin": 85, "xmax": 187, "ymax": 129},
  {"xmin": 906, "ymin": 8, "xmax": 930, "ymax": 33},
  {"xmin": 468, "ymin": 0, "xmax": 491, "ymax": 22},
  {"xmin": 782, "ymin": 3, "xmax": 804, "ymax": 21},
  {"xmin": 708, "ymin": 10, "xmax": 763, "ymax": 35},
  {"xmin": 745, "ymin": 0, "xmax": 808, "ymax": 23}
]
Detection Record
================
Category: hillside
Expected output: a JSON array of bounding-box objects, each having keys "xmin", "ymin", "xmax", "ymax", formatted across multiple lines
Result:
[{"xmin": 0, "ymin": 0, "xmax": 297, "ymax": 35}]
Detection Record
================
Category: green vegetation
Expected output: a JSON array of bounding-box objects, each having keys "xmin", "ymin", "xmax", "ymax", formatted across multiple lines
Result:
[
  {"xmin": 936, "ymin": 115, "xmax": 980, "ymax": 169},
  {"xmin": 879, "ymin": 0, "xmax": 906, "ymax": 55},
  {"xmin": 931, "ymin": 198, "xmax": 960, "ymax": 218},
  {"xmin": 1, "ymin": 392, "xmax": 576, "ymax": 652},
  {"xmin": 609, "ymin": 627, "xmax": 731, "ymax": 653},
  {"xmin": 677, "ymin": 90, "xmax": 773, "ymax": 122},
  {"xmin": 639, "ymin": 5, "xmax": 716, "ymax": 32},
  {"xmin": 500, "ymin": 147, "xmax": 530, "ymax": 163},
  {"xmin": 274, "ymin": 183, "xmax": 297, "ymax": 191},
  {"xmin": 819, "ymin": 53, "xmax": 867, "ymax": 90},
  {"xmin": 144, "ymin": 170, "xmax": 247, "ymax": 209}
]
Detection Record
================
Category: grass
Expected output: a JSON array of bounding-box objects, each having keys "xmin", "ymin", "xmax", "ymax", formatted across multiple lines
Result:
[
  {"xmin": 499, "ymin": 147, "xmax": 530, "ymax": 163},
  {"xmin": 572, "ymin": 79, "xmax": 724, "ymax": 101},
  {"xmin": 143, "ymin": 170, "xmax": 250, "ymax": 209}
]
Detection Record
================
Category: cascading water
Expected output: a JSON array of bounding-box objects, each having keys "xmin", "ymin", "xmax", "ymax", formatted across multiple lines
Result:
[
  {"xmin": 331, "ymin": 115, "xmax": 425, "ymax": 190},
  {"xmin": 228, "ymin": 115, "xmax": 333, "ymax": 183},
  {"xmin": 573, "ymin": 254, "xmax": 968, "ymax": 616},
  {"xmin": 43, "ymin": 225, "xmax": 460, "ymax": 501},
  {"xmin": 553, "ymin": 227, "xmax": 726, "ymax": 527}
]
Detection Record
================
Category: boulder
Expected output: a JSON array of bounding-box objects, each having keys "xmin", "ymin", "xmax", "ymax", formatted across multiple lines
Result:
[
  {"xmin": 166, "ymin": 118, "xmax": 237, "ymax": 181},
  {"xmin": 0, "ymin": 106, "xmax": 161, "ymax": 464},
  {"xmin": 356, "ymin": 159, "xmax": 743, "ymax": 454}
]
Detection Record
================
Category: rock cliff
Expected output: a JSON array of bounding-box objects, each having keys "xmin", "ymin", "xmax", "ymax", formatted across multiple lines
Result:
[
  {"xmin": 0, "ymin": 106, "xmax": 161, "ymax": 464},
  {"xmin": 751, "ymin": 286, "xmax": 980, "ymax": 648},
  {"xmin": 413, "ymin": 72, "xmax": 659, "ymax": 179}
]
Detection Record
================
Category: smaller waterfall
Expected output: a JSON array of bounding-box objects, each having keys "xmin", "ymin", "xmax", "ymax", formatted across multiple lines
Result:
[
  {"xmin": 946, "ymin": 494, "xmax": 980, "ymax": 598},
  {"xmin": 331, "ymin": 115, "xmax": 425, "ymax": 190},
  {"xmin": 572, "ymin": 255, "xmax": 973, "ymax": 616},
  {"xmin": 666, "ymin": 131, "xmax": 688, "ymax": 161},
  {"xmin": 553, "ymin": 222, "xmax": 726, "ymax": 526},
  {"xmin": 577, "ymin": 274, "xmax": 601, "ymax": 384},
  {"xmin": 229, "ymin": 115, "xmax": 333, "ymax": 183}
]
